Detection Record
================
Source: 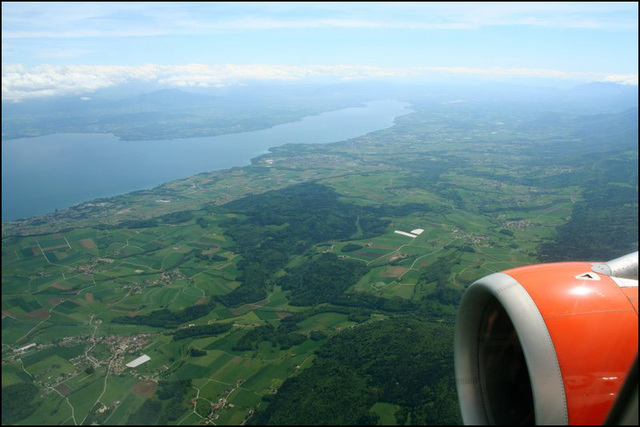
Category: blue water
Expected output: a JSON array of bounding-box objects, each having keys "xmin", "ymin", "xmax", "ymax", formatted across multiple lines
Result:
[{"xmin": 2, "ymin": 100, "xmax": 410, "ymax": 220}]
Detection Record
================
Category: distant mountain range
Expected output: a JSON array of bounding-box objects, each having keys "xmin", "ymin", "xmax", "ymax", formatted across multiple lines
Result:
[{"xmin": 2, "ymin": 81, "xmax": 637, "ymax": 141}]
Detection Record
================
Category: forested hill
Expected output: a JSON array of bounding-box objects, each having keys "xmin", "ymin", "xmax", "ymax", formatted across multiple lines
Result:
[
  {"xmin": 249, "ymin": 317, "xmax": 461, "ymax": 425},
  {"xmin": 537, "ymin": 108, "xmax": 638, "ymax": 262}
]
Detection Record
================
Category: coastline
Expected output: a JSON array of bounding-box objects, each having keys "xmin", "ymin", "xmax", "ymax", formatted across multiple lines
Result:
[{"xmin": 2, "ymin": 100, "xmax": 412, "ymax": 226}]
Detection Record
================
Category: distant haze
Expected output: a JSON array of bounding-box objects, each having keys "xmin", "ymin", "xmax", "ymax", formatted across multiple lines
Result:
[
  {"xmin": 2, "ymin": 2, "xmax": 637, "ymax": 101},
  {"xmin": 3, "ymin": 63, "xmax": 638, "ymax": 103}
]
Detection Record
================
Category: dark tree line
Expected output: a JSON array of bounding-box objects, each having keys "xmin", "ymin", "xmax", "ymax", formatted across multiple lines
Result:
[
  {"xmin": 112, "ymin": 304, "xmax": 214, "ymax": 328},
  {"xmin": 232, "ymin": 322, "xmax": 307, "ymax": 351},
  {"xmin": 172, "ymin": 322, "xmax": 233, "ymax": 341}
]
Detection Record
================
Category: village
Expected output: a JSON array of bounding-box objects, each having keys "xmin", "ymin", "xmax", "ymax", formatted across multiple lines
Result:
[{"xmin": 8, "ymin": 331, "xmax": 159, "ymax": 392}]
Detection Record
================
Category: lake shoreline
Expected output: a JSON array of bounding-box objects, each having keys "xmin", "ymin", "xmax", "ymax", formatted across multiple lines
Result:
[{"xmin": 2, "ymin": 100, "xmax": 412, "ymax": 221}]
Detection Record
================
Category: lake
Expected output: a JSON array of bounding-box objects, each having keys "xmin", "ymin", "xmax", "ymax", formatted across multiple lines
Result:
[{"xmin": 2, "ymin": 100, "xmax": 411, "ymax": 221}]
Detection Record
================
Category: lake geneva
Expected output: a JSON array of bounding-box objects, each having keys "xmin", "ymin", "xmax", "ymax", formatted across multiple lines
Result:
[{"xmin": 2, "ymin": 100, "xmax": 410, "ymax": 221}]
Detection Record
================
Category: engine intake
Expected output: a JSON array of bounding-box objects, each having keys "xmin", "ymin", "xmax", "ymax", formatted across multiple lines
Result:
[{"xmin": 455, "ymin": 259, "xmax": 638, "ymax": 425}]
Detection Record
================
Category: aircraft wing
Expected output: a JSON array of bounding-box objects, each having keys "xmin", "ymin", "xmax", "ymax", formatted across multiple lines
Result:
[{"xmin": 455, "ymin": 252, "xmax": 638, "ymax": 425}]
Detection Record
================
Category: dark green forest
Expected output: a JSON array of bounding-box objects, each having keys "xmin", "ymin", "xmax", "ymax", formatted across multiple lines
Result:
[
  {"xmin": 126, "ymin": 380, "xmax": 192, "ymax": 424},
  {"xmin": 2, "ymin": 383, "xmax": 40, "ymax": 425},
  {"xmin": 250, "ymin": 317, "xmax": 461, "ymax": 425},
  {"xmin": 538, "ymin": 153, "xmax": 638, "ymax": 261},
  {"xmin": 280, "ymin": 253, "xmax": 371, "ymax": 306}
]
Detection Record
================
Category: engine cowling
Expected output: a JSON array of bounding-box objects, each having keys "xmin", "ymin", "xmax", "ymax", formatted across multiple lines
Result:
[{"xmin": 455, "ymin": 254, "xmax": 638, "ymax": 425}]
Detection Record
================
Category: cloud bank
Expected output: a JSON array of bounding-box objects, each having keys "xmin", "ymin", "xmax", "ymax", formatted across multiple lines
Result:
[{"xmin": 3, "ymin": 63, "xmax": 637, "ymax": 102}]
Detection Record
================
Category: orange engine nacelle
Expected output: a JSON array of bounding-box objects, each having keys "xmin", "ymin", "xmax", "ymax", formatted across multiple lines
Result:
[{"xmin": 455, "ymin": 253, "xmax": 638, "ymax": 425}]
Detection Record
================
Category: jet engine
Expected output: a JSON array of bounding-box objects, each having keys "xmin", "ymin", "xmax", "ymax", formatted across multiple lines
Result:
[{"xmin": 455, "ymin": 252, "xmax": 638, "ymax": 425}]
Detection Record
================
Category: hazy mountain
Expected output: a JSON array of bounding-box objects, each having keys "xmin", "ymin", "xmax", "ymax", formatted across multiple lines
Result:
[{"xmin": 2, "ymin": 82, "xmax": 637, "ymax": 141}]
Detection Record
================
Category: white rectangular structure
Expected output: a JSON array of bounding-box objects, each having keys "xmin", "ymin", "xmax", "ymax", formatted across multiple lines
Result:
[
  {"xmin": 126, "ymin": 354, "xmax": 150, "ymax": 368},
  {"xmin": 394, "ymin": 230, "xmax": 417, "ymax": 238},
  {"xmin": 17, "ymin": 343, "xmax": 36, "ymax": 352}
]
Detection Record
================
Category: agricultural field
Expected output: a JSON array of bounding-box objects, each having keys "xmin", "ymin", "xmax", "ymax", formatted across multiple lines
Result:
[{"xmin": 2, "ymin": 99, "xmax": 637, "ymax": 425}]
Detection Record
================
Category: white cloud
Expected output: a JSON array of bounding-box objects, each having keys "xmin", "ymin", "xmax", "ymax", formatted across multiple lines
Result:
[
  {"xmin": 2, "ymin": 2, "xmax": 636, "ymax": 40},
  {"xmin": 36, "ymin": 49, "xmax": 97, "ymax": 60},
  {"xmin": 2, "ymin": 63, "xmax": 637, "ymax": 101},
  {"xmin": 602, "ymin": 73, "xmax": 639, "ymax": 86}
]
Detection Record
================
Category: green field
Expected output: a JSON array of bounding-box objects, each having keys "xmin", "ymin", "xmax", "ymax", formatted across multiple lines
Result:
[{"xmin": 2, "ymin": 91, "xmax": 637, "ymax": 425}]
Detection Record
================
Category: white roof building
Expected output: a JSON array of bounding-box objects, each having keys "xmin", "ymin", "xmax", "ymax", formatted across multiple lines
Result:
[
  {"xmin": 394, "ymin": 230, "xmax": 417, "ymax": 238},
  {"xmin": 126, "ymin": 354, "xmax": 150, "ymax": 368},
  {"xmin": 17, "ymin": 343, "xmax": 36, "ymax": 352}
]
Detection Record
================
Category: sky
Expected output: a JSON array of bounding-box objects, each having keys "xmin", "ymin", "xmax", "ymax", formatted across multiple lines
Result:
[{"xmin": 2, "ymin": 1, "xmax": 638, "ymax": 101}]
